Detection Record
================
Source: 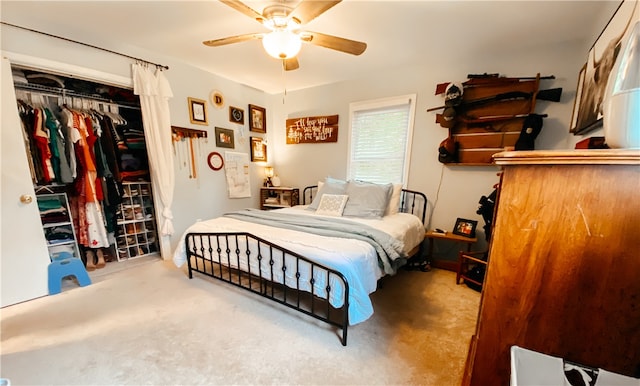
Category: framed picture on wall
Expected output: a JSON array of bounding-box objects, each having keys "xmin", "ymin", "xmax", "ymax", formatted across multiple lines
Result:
[
  {"xmin": 188, "ymin": 97, "xmax": 208, "ymax": 125},
  {"xmin": 250, "ymin": 136, "xmax": 267, "ymax": 162},
  {"xmin": 570, "ymin": 0, "xmax": 639, "ymax": 135},
  {"xmin": 214, "ymin": 127, "xmax": 234, "ymax": 149},
  {"xmin": 570, "ymin": 64, "xmax": 587, "ymax": 133},
  {"xmin": 229, "ymin": 106, "xmax": 245, "ymax": 125},
  {"xmin": 249, "ymin": 104, "xmax": 266, "ymax": 133}
]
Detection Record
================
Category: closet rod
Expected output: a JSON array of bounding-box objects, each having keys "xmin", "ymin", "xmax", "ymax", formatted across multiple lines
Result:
[
  {"xmin": 14, "ymin": 82, "xmax": 141, "ymax": 110},
  {"xmin": 1, "ymin": 22, "xmax": 169, "ymax": 71}
]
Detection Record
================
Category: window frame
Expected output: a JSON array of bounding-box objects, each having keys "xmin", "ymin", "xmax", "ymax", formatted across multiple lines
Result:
[{"xmin": 347, "ymin": 94, "xmax": 417, "ymax": 185}]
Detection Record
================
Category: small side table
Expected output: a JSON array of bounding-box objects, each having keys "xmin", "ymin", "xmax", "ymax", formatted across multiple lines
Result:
[
  {"xmin": 425, "ymin": 230, "xmax": 477, "ymax": 271},
  {"xmin": 260, "ymin": 187, "xmax": 299, "ymax": 210}
]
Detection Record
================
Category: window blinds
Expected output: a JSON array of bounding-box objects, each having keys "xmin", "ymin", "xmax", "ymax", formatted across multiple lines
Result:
[{"xmin": 349, "ymin": 97, "xmax": 413, "ymax": 184}]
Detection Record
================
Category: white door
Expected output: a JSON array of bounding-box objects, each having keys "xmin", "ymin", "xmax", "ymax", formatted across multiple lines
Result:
[{"xmin": 1, "ymin": 58, "xmax": 51, "ymax": 307}]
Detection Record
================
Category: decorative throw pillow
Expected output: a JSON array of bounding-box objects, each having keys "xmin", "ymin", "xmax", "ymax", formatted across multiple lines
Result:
[
  {"xmin": 342, "ymin": 180, "xmax": 393, "ymax": 218},
  {"xmin": 315, "ymin": 194, "xmax": 349, "ymax": 216},
  {"xmin": 308, "ymin": 177, "xmax": 347, "ymax": 210}
]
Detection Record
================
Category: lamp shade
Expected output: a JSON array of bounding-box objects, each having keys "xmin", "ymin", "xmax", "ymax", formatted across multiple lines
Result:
[
  {"xmin": 262, "ymin": 30, "xmax": 301, "ymax": 59},
  {"xmin": 264, "ymin": 166, "xmax": 274, "ymax": 178}
]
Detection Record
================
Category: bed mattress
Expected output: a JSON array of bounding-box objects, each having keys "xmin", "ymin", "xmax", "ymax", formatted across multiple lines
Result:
[{"xmin": 173, "ymin": 206, "xmax": 425, "ymax": 325}]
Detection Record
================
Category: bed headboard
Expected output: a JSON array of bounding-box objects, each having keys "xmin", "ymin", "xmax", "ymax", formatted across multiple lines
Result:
[{"xmin": 302, "ymin": 185, "xmax": 427, "ymax": 225}]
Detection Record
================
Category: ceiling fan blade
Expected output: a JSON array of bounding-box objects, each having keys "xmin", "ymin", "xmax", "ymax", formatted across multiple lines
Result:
[
  {"xmin": 219, "ymin": 0, "xmax": 265, "ymax": 23},
  {"xmin": 283, "ymin": 57, "xmax": 299, "ymax": 71},
  {"xmin": 290, "ymin": 0, "xmax": 341, "ymax": 24},
  {"xmin": 203, "ymin": 33, "xmax": 263, "ymax": 47},
  {"xmin": 301, "ymin": 31, "xmax": 367, "ymax": 56}
]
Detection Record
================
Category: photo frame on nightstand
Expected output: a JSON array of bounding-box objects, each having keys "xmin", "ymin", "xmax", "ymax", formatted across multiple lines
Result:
[{"xmin": 453, "ymin": 218, "xmax": 478, "ymax": 238}]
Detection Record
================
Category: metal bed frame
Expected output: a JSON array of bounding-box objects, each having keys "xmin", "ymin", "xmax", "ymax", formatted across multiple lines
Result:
[{"xmin": 185, "ymin": 186, "xmax": 427, "ymax": 346}]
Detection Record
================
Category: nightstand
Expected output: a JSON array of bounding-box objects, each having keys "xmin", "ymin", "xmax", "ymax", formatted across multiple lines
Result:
[
  {"xmin": 260, "ymin": 187, "xmax": 299, "ymax": 210},
  {"xmin": 425, "ymin": 230, "xmax": 477, "ymax": 272}
]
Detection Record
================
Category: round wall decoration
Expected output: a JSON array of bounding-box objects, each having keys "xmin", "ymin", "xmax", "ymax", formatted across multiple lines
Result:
[
  {"xmin": 207, "ymin": 151, "xmax": 224, "ymax": 171},
  {"xmin": 210, "ymin": 90, "xmax": 224, "ymax": 109}
]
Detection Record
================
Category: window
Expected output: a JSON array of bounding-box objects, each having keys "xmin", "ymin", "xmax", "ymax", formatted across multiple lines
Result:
[{"xmin": 348, "ymin": 94, "xmax": 416, "ymax": 184}]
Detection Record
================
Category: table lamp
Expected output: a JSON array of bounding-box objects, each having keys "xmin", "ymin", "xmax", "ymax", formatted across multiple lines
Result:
[{"xmin": 264, "ymin": 166, "xmax": 274, "ymax": 187}]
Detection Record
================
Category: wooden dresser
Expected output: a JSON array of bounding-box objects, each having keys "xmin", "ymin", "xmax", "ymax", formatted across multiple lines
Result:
[{"xmin": 462, "ymin": 150, "xmax": 640, "ymax": 385}]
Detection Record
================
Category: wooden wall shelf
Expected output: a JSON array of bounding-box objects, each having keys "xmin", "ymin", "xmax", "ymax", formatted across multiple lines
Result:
[{"xmin": 432, "ymin": 73, "xmax": 560, "ymax": 166}]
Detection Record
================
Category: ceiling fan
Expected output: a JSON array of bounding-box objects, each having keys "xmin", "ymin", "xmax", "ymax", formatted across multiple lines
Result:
[{"xmin": 203, "ymin": 0, "xmax": 367, "ymax": 71}]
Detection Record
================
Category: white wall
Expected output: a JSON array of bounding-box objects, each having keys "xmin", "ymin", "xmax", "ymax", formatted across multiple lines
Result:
[
  {"xmin": 162, "ymin": 65, "xmax": 270, "ymax": 254},
  {"xmin": 0, "ymin": 4, "xmax": 614, "ymax": 262},
  {"xmin": 1, "ymin": 25, "xmax": 270, "ymax": 258},
  {"xmin": 267, "ymin": 38, "xmax": 606, "ymax": 255}
]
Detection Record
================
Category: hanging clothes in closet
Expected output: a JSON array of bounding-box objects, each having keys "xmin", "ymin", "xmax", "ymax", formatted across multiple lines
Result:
[
  {"xmin": 16, "ymin": 98, "xmax": 74, "ymax": 185},
  {"xmin": 15, "ymin": 78, "xmax": 150, "ymax": 269},
  {"xmin": 60, "ymin": 104, "xmax": 110, "ymax": 250}
]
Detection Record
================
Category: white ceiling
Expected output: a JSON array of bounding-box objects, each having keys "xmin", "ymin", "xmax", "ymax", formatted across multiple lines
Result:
[{"xmin": 0, "ymin": 1, "xmax": 619, "ymax": 94}]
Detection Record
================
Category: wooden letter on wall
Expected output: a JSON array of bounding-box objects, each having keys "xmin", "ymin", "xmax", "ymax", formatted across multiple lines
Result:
[{"xmin": 286, "ymin": 115, "xmax": 338, "ymax": 144}]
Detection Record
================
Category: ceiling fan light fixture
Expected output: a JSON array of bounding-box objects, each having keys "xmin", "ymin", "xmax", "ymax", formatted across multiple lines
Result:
[{"xmin": 262, "ymin": 30, "xmax": 301, "ymax": 59}]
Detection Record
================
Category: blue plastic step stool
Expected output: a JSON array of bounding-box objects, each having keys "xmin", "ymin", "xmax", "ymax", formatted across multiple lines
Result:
[{"xmin": 48, "ymin": 253, "xmax": 92, "ymax": 295}]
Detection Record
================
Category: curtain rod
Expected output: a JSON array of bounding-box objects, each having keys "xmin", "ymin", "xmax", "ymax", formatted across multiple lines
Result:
[{"xmin": 1, "ymin": 22, "xmax": 169, "ymax": 71}]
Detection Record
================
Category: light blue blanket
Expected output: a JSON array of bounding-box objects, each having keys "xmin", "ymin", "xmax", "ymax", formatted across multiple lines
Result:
[{"xmin": 223, "ymin": 209, "xmax": 406, "ymax": 275}]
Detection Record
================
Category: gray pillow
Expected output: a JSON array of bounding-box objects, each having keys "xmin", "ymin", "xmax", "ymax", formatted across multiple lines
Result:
[
  {"xmin": 342, "ymin": 180, "xmax": 393, "ymax": 218},
  {"xmin": 308, "ymin": 177, "xmax": 348, "ymax": 210}
]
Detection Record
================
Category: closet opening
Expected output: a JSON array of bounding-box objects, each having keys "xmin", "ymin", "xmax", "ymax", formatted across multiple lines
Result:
[{"xmin": 12, "ymin": 66, "xmax": 162, "ymax": 277}]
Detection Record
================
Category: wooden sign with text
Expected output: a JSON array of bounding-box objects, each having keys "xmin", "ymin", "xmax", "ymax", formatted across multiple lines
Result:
[{"xmin": 286, "ymin": 115, "xmax": 339, "ymax": 144}]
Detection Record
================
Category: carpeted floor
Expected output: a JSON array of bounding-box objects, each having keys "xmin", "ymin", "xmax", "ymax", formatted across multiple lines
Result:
[{"xmin": 0, "ymin": 258, "xmax": 480, "ymax": 385}]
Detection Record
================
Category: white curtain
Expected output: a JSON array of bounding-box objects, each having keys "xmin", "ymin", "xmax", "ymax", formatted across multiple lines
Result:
[{"xmin": 132, "ymin": 64, "xmax": 175, "ymax": 236}]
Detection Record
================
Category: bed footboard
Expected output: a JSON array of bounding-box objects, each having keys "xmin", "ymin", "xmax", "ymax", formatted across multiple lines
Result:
[{"xmin": 185, "ymin": 232, "xmax": 350, "ymax": 346}]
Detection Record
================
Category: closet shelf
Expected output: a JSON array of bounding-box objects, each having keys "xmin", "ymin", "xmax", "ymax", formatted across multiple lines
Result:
[
  {"xmin": 36, "ymin": 192, "xmax": 80, "ymax": 261},
  {"xmin": 47, "ymin": 240, "xmax": 76, "ymax": 247},
  {"xmin": 115, "ymin": 181, "xmax": 159, "ymax": 261},
  {"xmin": 14, "ymin": 81, "xmax": 141, "ymax": 109},
  {"xmin": 42, "ymin": 221, "xmax": 72, "ymax": 228}
]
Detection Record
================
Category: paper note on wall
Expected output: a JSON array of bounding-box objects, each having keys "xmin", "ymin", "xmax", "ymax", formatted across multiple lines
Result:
[{"xmin": 224, "ymin": 151, "xmax": 251, "ymax": 198}]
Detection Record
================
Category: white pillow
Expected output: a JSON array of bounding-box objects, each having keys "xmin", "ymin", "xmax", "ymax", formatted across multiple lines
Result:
[
  {"xmin": 315, "ymin": 194, "xmax": 349, "ymax": 216},
  {"xmin": 385, "ymin": 184, "xmax": 403, "ymax": 216}
]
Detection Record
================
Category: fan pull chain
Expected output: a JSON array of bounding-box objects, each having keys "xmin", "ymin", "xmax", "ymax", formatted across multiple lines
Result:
[{"xmin": 281, "ymin": 59, "xmax": 288, "ymax": 104}]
